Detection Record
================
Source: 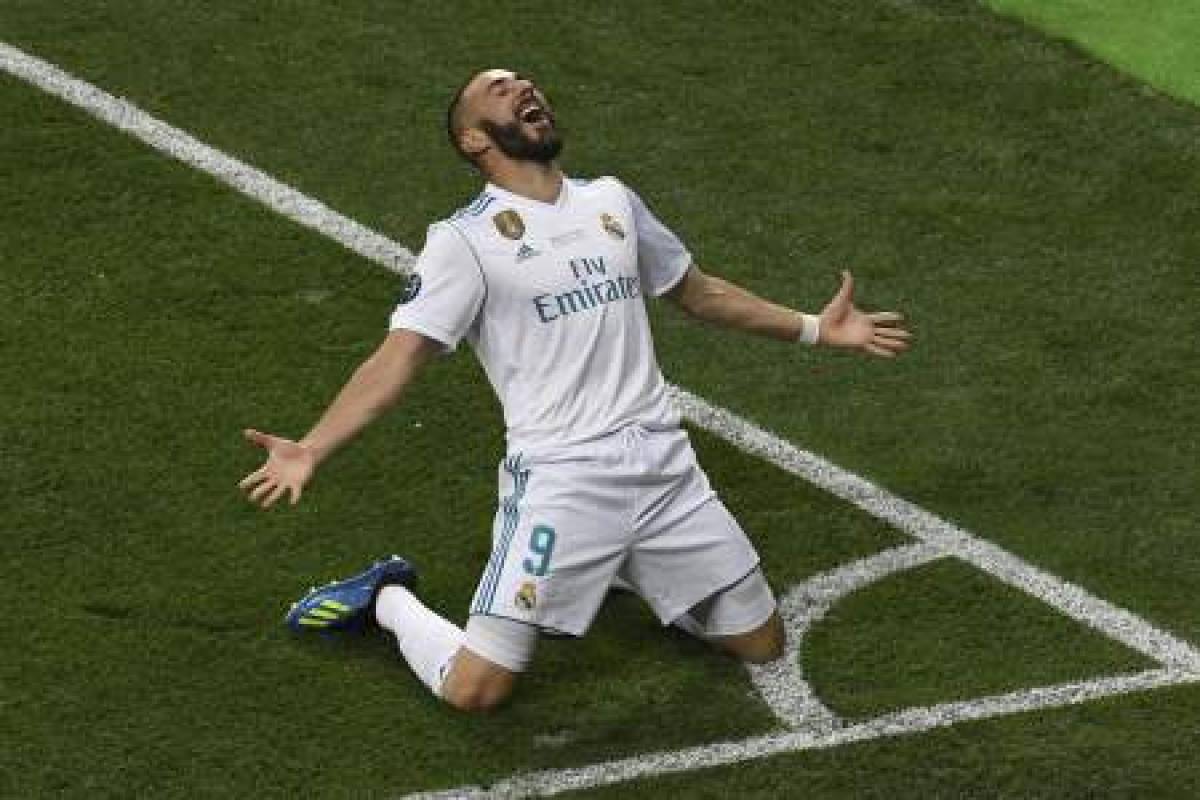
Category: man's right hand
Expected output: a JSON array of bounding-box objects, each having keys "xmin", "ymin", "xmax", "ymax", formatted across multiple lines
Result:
[{"xmin": 238, "ymin": 429, "xmax": 317, "ymax": 509}]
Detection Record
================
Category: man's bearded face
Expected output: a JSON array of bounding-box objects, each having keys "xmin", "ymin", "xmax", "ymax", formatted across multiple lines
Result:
[{"xmin": 480, "ymin": 115, "xmax": 563, "ymax": 163}]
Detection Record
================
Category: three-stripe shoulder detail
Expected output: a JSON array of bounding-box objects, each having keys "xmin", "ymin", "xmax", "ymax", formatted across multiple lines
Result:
[{"xmin": 450, "ymin": 192, "xmax": 495, "ymax": 221}]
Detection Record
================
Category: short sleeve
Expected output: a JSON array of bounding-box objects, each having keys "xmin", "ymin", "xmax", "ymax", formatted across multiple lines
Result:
[
  {"xmin": 625, "ymin": 184, "xmax": 693, "ymax": 297},
  {"xmin": 388, "ymin": 223, "xmax": 486, "ymax": 350}
]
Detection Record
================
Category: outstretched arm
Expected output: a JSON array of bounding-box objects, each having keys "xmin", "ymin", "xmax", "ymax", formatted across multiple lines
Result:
[
  {"xmin": 664, "ymin": 265, "xmax": 911, "ymax": 357},
  {"xmin": 238, "ymin": 329, "xmax": 441, "ymax": 508}
]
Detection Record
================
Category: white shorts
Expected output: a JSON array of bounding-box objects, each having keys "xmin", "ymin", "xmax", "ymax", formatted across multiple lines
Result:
[
  {"xmin": 462, "ymin": 567, "xmax": 777, "ymax": 673},
  {"xmin": 468, "ymin": 425, "xmax": 762, "ymax": 636}
]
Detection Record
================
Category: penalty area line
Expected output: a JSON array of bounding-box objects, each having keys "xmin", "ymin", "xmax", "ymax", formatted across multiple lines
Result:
[
  {"xmin": 402, "ymin": 668, "xmax": 1200, "ymax": 798},
  {"xmin": 0, "ymin": 41, "xmax": 412, "ymax": 273},
  {"xmin": 673, "ymin": 387, "xmax": 1200, "ymax": 673}
]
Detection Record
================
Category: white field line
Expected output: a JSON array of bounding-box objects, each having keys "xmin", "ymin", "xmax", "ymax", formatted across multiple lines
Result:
[
  {"xmin": 0, "ymin": 42, "xmax": 414, "ymax": 273},
  {"xmin": 407, "ymin": 668, "xmax": 1200, "ymax": 799},
  {"xmin": 748, "ymin": 542, "xmax": 947, "ymax": 731},
  {"xmin": 7, "ymin": 39, "xmax": 1200, "ymax": 800},
  {"xmin": 673, "ymin": 388, "xmax": 1200, "ymax": 673}
]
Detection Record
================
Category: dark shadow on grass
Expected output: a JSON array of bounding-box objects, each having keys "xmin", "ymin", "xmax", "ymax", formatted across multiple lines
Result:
[{"xmin": 78, "ymin": 602, "xmax": 264, "ymax": 636}]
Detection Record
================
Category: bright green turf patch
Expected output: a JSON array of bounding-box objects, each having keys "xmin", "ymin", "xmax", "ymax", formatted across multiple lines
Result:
[
  {"xmin": 4, "ymin": 0, "xmax": 1200, "ymax": 797},
  {"xmin": 988, "ymin": 0, "xmax": 1200, "ymax": 107},
  {"xmin": 805, "ymin": 559, "xmax": 1151, "ymax": 718}
]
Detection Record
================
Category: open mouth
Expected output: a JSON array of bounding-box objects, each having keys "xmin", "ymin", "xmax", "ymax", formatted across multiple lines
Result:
[{"xmin": 516, "ymin": 96, "xmax": 551, "ymax": 126}]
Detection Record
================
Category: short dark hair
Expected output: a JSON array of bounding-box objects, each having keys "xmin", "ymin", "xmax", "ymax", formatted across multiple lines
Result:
[{"xmin": 446, "ymin": 74, "xmax": 476, "ymax": 164}]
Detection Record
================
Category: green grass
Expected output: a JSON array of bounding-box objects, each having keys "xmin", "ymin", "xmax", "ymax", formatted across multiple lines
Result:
[
  {"xmin": 580, "ymin": 682, "xmax": 1200, "ymax": 798},
  {"xmin": 988, "ymin": 0, "xmax": 1200, "ymax": 107},
  {"xmin": 806, "ymin": 559, "xmax": 1150, "ymax": 718},
  {"xmin": 3, "ymin": 0, "xmax": 1200, "ymax": 796}
]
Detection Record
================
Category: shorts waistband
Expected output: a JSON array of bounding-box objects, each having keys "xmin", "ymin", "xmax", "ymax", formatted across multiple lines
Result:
[{"xmin": 506, "ymin": 423, "xmax": 680, "ymax": 464}]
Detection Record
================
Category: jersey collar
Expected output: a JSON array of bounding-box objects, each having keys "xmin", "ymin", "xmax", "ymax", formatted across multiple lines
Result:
[{"xmin": 484, "ymin": 175, "xmax": 571, "ymax": 211}]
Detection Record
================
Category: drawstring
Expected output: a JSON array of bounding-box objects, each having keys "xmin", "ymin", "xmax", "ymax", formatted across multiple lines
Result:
[
  {"xmin": 621, "ymin": 424, "xmax": 648, "ymax": 447},
  {"xmin": 620, "ymin": 425, "xmax": 649, "ymax": 464}
]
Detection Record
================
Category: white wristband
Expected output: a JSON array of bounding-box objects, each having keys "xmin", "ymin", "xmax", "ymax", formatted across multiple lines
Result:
[{"xmin": 797, "ymin": 313, "xmax": 821, "ymax": 346}]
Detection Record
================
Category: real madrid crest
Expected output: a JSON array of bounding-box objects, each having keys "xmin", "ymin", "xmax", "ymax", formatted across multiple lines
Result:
[
  {"xmin": 493, "ymin": 209, "xmax": 525, "ymax": 240},
  {"xmin": 600, "ymin": 212, "xmax": 625, "ymax": 240},
  {"xmin": 515, "ymin": 581, "xmax": 537, "ymax": 612}
]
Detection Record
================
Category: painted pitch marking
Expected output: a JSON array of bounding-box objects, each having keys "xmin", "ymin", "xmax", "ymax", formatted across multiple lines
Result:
[
  {"xmin": 0, "ymin": 42, "xmax": 410, "ymax": 273},
  {"xmin": 748, "ymin": 542, "xmax": 947, "ymax": 731},
  {"xmin": 5, "ymin": 40, "xmax": 1198, "ymax": 799},
  {"xmin": 406, "ymin": 668, "xmax": 1200, "ymax": 798},
  {"xmin": 672, "ymin": 387, "xmax": 1200, "ymax": 673}
]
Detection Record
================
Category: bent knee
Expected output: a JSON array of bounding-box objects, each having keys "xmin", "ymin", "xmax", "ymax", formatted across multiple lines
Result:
[
  {"xmin": 440, "ymin": 651, "xmax": 518, "ymax": 713},
  {"xmin": 720, "ymin": 613, "xmax": 786, "ymax": 664},
  {"xmin": 739, "ymin": 634, "xmax": 786, "ymax": 664},
  {"xmin": 443, "ymin": 680, "xmax": 513, "ymax": 713}
]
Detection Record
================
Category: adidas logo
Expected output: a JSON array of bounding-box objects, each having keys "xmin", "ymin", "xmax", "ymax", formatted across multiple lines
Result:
[
  {"xmin": 516, "ymin": 242, "xmax": 540, "ymax": 262},
  {"xmin": 298, "ymin": 598, "xmax": 351, "ymax": 627}
]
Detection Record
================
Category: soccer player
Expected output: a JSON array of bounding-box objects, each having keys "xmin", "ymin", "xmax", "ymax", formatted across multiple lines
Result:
[{"xmin": 239, "ymin": 68, "xmax": 911, "ymax": 712}]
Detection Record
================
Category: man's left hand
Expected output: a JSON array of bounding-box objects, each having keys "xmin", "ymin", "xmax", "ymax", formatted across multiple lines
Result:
[{"xmin": 818, "ymin": 271, "xmax": 912, "ymax": 357}]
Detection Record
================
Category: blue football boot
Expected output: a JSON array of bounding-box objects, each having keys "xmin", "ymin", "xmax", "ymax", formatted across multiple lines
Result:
[{"xmin": 285, "ymin": 555, "xmax": 417, "ymax": 633}]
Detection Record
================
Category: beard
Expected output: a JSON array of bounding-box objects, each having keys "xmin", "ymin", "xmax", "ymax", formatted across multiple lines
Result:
[{"xmin": 480, "ymin": 118, "xmax": 564, "ymax": 163}]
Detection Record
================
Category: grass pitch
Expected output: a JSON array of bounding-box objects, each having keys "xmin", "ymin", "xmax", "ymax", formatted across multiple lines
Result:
[
  {"xmin": 3, "ymin": 0, "xmax": 1199, "ymax": 797},
  {"xmin": 989, "ymin": 0, "xmax": 1200, "ymax": 106}
]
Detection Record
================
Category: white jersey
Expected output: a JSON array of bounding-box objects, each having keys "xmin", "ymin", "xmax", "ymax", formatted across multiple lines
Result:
[{"xmin": 389, "ymin": 176, "xmax": 692, "ymax": 454}]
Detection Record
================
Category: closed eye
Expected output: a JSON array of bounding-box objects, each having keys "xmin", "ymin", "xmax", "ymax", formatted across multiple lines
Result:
[{"xmin": 487, "ymin": 72, "xmax": 535, "ymax": 98}]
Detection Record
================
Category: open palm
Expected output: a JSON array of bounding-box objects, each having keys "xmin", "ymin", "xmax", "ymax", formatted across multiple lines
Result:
[
  {"xmin": 818, "ymin": 271, "xmax": 911, "ymax": 357},
  {"xmin": 238, "ymin": 429, "xmax": 317, "ymax": 508}
]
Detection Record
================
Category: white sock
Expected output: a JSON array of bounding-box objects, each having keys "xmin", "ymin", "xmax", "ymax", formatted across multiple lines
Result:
[{"xmin": 374, "ymin": 585, "xmax": 464, "ymax": 697}]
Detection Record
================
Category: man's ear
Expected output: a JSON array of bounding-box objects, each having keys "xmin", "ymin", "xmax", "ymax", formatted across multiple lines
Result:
[{"xmin": 460, "ymin": 128, "xmax": 490, "ymax": 160}]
